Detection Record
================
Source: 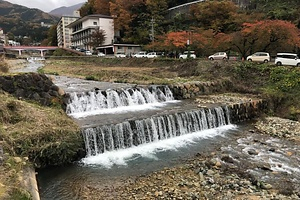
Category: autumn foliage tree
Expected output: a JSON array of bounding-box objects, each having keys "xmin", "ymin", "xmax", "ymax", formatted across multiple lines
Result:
[
  {"xmin": 94, "ymin": 0, "xmax": 111, "ymax": 15},
  {"xmin": 146, "ymin": 30, "xmax": 207, "ymax": 55},
  {"xmin": 230, "ymin": 20, "xmax": 300, "ymax": 58},
  {"xmin": 190, "ymin": 0, "xmax": 239, "ymax": 33}
]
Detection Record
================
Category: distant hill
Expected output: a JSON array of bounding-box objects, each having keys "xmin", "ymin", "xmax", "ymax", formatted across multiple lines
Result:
[
  {"xmin": 0, "ymin": 0, "xmax": 59, "ymax": 42},
  {"xmin": 49, "ymin": 2, "xmax": 85, "ymax": 16}
]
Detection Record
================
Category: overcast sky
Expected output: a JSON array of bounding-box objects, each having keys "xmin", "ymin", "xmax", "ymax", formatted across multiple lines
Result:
[{"xmin": 5, "ymin": 0, "xmax": 86, "ymax": 12}]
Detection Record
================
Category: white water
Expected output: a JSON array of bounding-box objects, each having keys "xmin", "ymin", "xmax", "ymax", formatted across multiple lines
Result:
[
  {"xmin": 82, "ymin": 107, "xmax": 231, "ymax": 155},
  {"xmin": 70, "ymin": 100, "xmax": 180, "ymax": 118},
  {"xmin": 81, "ymin": 124, "xmax": 237, "ymax": 168},
  {"xmin": 66, "ymin": 86, "xmax": 175, "ymax": 115}
]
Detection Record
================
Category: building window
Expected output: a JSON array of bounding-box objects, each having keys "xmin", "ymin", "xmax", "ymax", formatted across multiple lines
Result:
[
  {"xmin": 128, "ymin": 47, "xmax": 132, "ymax": 50},
  {"xmin": 93, "ymin": 22, "xmax": 97, "ymax": 25}
]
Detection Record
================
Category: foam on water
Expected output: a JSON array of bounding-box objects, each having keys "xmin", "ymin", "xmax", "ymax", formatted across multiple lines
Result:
[{"xmin": 81, "ymin": 125, "xmax": 236, "ymax": 168}]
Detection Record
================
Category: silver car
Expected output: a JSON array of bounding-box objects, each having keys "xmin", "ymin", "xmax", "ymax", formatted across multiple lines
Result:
[
  {"xmin": 246, "ymin": 52, "xmax": 270, "ymax": 63},
  {"xmin": 208, "ymin": 52, "xmax": 228, "ymax": 60}
]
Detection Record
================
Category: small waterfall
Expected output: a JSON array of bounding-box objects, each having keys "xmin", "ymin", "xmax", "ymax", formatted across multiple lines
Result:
[
  {"xmin": 66, "ymin": 85, "xmax": 174, "ymax": 114},
  {"xmin": 83, "ymin": 106, "xmax": 231, "ymax": 156}
]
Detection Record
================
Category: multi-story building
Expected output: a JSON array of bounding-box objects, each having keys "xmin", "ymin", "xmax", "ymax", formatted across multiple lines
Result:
[
  {"xmin": 67, "ymin": 14, "xmax": 114, "ymax": 51},
  {"xmin": 57, "ymin": 11, "xmax": 80, "ymax": 48},
  {"xmin": 0, "ymin": 28, "xmax": 7, "ymax": 45}
]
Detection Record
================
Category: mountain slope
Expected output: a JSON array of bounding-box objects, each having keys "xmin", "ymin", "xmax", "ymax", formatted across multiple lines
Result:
[
  {"xmin": 49, "ymin": 2, "xmax": 85, "ymax": 16},
  {"xmin": 0, "ymin": 0, "xmax": 59, "ymax": 42}
]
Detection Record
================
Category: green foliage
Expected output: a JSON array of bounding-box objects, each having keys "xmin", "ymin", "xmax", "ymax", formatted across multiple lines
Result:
[
  {"xmin": 52, "ymin": 49, "xmax": 77, "ymax": 56},
  {"xmin": 85, "ymin": 75, "xmax": 96, "ymax": 80},
  {"xmin": 249, "ymin": 0, "xmax": 299, "ymax": 23},
  {"xmin": 268, "ymin": 67, "xmax": 300, "ymax": 93},
  {"xmin": 47, "ymin": 25, "xmax": 58, "ymax": 46},
  {"xmin": 233, "ymin": 62, "xmax": 270, "ymax": 79},
  {"xmin": 10, "ymin": 190, "xmax": 31, "ymax": 200}
]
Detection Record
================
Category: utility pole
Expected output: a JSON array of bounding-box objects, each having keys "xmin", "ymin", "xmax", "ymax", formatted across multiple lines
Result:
[
  {"xmin": 150, "ymin": 17, "xmax": 155, "ymax": 52},
  {"xmin": 150, "ymin": 17, "xmax": 155, "ymax": 43}
]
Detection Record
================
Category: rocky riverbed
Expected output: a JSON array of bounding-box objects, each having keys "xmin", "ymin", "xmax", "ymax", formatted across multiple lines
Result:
[{"xmin": 73, "ymin": 94, "xmax": 300, "ymax": 200}]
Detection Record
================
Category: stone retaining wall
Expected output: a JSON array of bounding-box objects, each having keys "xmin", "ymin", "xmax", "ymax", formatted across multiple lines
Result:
[
  {"xmin": 228, "ymin": 100, "xmax": 268, "ymax": 123},
  {"xmin": 169, "ymin": 80, "xmax": 233, "ymax": 99},
  {"xmin": 0, "ymin": 73, "xmax": 64, "ymax": 106}
]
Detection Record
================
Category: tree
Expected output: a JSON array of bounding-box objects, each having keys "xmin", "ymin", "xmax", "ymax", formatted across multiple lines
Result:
[
  {"xmin": 190, "ymin": 0, "xmax": 239, "ymax": 33},
  {"xmin": 109, "ymin": 0, "xmax": 147, "ymax": 43},
  {"xmin": 230, "ymin": 20, "xmax": 300, "ymax": 58},
  {"xmin": 109, "ymin": 0, "xmax": 132, "ymax": 31},
  {"xmin": 147, "ymin": 30, "xmax": 207, "ymax": 54},
  {"xmin": 88, "ymin": 29, "xmax": 106, "ymax": 49},
  {"xmin": 79, "ymin": 0, "xmax": 96, "ymax": 17},
  {"xmin": 94, "ymin": 0, "xmax": 111, "ymax": 15},
  {"xmin": 47, "ymin": 25, "xmax": 57, "ymax": 46}
]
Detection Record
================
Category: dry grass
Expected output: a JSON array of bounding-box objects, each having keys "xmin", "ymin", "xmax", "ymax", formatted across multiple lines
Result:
[
  {"xmin": 42, "ymin": 58, "xmax": 217, "ymax": 85},
  {"xmin": 0, "ymin": 56, "xmax": 9, "ymax": 74},
  {"xmin": 0, "ymin": 92, "xmax": 82, "ymax": 199}
]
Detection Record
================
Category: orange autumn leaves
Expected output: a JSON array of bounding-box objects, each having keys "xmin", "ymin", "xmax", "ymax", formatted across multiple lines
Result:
[{"xmin": 148, "ymin": 20, "xmax": 300, "ymax": 55}]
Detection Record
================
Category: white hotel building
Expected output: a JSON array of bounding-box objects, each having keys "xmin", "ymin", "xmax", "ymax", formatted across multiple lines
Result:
[{"xmin": 67, "ymin": 14, "xmax": 114, "ymax": 51}]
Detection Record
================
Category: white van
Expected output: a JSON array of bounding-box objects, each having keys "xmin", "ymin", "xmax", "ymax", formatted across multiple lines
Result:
[
  {"xmin": 179, "ymin": 51, "xmax": 196, "ymax": 59},
  {"xmin": 133, "ymin": 51, "xmax": 147, "ymax": 58},
  {"xmin": 275, "ymin": 53, "xmax": 300, "ymax": 67}
]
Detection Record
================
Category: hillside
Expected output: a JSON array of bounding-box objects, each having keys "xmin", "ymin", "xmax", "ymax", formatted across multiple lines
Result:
[
  {"xmin": 49, "ymin": 2, "xmax": 85, "ymax": 16},
  {"xmin": 0, "ymin": 0, "xmax": 59, "ymax": 42}
]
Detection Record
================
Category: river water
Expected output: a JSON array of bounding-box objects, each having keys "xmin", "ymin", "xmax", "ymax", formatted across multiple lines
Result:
[{"xmin": 37, "ymin": 124, "xmax": 250, "ymax": 200}]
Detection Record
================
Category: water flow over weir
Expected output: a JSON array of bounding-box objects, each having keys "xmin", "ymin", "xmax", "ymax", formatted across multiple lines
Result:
[
  {"xmin": 82, "ymin": 106, "xmax": 231, "ymax": 156},
  {"xmin": 65, "ymin": 85, "xmax": 174, "ymax": 115}
]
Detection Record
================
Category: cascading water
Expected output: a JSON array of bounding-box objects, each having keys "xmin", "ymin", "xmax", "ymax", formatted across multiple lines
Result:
[
  {"xmin": 66, "ymin": 85, "xmax": 174, "ymax": 115},
  {"xmin": 82, "ymin": 106, "xmax": 231, "ymax": 156},
  {"xmin": 38, "ymin": 82, "xmax": 240, "ymax": 199}
]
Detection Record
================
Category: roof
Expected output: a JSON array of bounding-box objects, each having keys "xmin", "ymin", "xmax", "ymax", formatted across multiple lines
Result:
[{"xmin": 277, "ymin": 53, "xmax": 297, "ymax": 55}]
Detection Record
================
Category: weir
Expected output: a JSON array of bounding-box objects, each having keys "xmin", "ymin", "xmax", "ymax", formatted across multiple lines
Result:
[
  {"xmin": 65, "ymin": 85, "xmax": 174, "ymax": 114},
  {"xmin": 82, "ymin": 106, "xmax": 230, "ymax": 156},
  {"xmin": 62, "ymin": 82, "xmax": 265, "ymax": 161}
]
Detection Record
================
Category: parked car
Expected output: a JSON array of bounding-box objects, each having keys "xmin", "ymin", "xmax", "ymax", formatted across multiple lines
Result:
[
  {"xmin": 208, "ymin": 52, "xmax": 228, "ymax": 60},
  {"xmin": 146, "ymin": 52, "xmax": 159, "ymax": 58},
  {"xmin": 85, "ymin": 50, "xmax": 92, "ymax": 55},
  {"xmin": 179, "ymin": 51, "xmax": 196, "ymax": 59},
  {"xmin": 115, "ymin": 52, "xmax": 126, "ymax": 58},
  {"xmin": 75, "ymin": 47, "xmax": 81, "ymax": 51},
  {"xmin": 97, "ymin": 52, "xmax": 105, "ymax": 57},
  {"xmin": 133, "ymin": 51, "xmax": 147, "ymax": 58},
  {"xmin": 246, "ymin": 52, "xmax": 270, "ymax": 63},
  {"xmin": 275, "ymin": 53, "xmax": 300, "ymax": 67}
]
